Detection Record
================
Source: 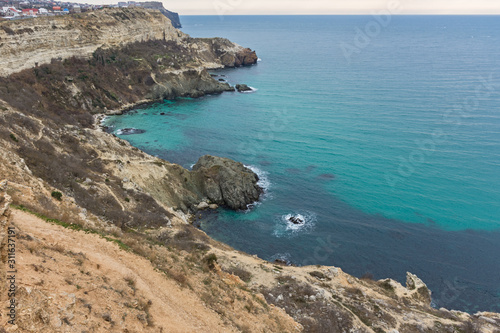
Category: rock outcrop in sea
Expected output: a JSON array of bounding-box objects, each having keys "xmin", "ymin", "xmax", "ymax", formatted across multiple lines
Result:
[
  {"xmin": 191, "ymin": 155, "xmax": 262, "ymax": 210},
  {"xmin": 236, "ymin": 84, "xmax": 252, "ymax": 92}
]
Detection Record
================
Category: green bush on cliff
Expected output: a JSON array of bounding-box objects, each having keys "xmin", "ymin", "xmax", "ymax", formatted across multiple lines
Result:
[{"xmin": 51, "ymin": 191, "xmax": 63, "ymax": 201}]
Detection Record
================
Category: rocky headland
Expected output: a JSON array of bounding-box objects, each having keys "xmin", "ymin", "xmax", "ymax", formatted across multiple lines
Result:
[{"xmin": 0, "ymin": 7, "xmax": 499, "ymax": 333}]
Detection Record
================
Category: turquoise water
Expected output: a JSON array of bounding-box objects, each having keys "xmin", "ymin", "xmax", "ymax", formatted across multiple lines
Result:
[{"xmin": 105, "ymin": 16, "xmax": 500, "ymax": 312}]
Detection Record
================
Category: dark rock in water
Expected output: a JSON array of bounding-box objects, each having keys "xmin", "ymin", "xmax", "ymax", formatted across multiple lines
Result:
[
  {"xmin": 285, "ymin": 168, "xmax": 301, "ymax": 174},
  {"xmin": 288, "ymin": 216, "xmax": 304, "ymax": 225},
  {"xmin": 274, "ymin": 258, "xmax": 295, "ymax": 266},
  {"xmin": 160, "ymin": 112, "xmax": 166, "ymax": 115},
  {"xmin": 305, "ymin": 165, "xmax": 317, "ymax": 173},
  {"xmin": 318, "ymin": 173, "xmax": 335, "ymax": 180},
  {"xmin": 190, "ymin": 155, "xmax": 262, "ymax": 210},
  {"xmin": 117, "ymin": 128, "xmax": 146, "ymax": 135},
  {"xmin": 274, "ymin": 259, "xmax": 288, "ymax": 266},
  {"xmin": 235, "ymin": 84, "xmax": 252, "ymax": 92},
  {"xmin": 218, "ymin": 78, "xmax": 225, "ymax": 82}
]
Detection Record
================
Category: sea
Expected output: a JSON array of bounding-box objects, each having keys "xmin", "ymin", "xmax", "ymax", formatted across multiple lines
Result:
[{"xmin": 104, "ymin": 15, "xmax": 500, "ymax": 313}]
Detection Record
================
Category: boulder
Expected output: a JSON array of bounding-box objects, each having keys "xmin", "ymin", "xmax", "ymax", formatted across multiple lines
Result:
[
  {"xmin": 288, "ymin": 216, "xmax": 304, "ymax": 225},
  {"xmin": 197, "ymin": 201, "xmax": 209, "ymax": 210},
  {"xmin": 191, "ymin": 155, "xmax": 262, "ymax": 210},
  {"xmin": 236, "ymin": 84, "xmax": 252, "ymax": 92}
]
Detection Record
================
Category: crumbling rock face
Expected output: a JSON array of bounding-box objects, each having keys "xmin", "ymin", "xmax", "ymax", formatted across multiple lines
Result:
[
  {"xmin": 190, "ymin": 37, "xmax": 258, "ymax": 68},
  {"xmin": 191, "ymin": 155, "xmax": 262, "ymax": 210},
  {"xmin": 406, "ymin": 271, "xmax": 432, "ymax": 305},
  {"xmin": 0, "ymin": 8, "xmax": 185, "ymax": 77},
  {"xmin": 141, "ymin": 1, "xmax": 182, "ymax": 28}
]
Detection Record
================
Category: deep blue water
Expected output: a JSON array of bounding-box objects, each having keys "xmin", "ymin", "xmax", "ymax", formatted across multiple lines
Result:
[{"xmin": 105, "ymin": 16, "xmax": 500, "ymax": 312}]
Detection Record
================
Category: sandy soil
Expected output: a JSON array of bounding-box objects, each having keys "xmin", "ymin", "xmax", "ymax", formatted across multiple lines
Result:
[{"xmin": 4, "ymin": 210, "xmax": 238, "ymax": 332}]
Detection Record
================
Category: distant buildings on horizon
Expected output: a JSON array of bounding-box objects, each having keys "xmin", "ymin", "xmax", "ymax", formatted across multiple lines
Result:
[{"xmin": 0, "ymin": 0, "xmax": 156, "ymax": 20}]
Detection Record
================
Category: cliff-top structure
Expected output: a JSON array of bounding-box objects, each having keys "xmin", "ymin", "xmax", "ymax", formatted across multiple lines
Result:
[{"xmin": 0, "ymin": 7, "xmax": 499, "ymax": 332}]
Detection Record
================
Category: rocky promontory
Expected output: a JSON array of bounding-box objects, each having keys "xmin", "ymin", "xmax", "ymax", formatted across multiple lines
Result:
[{"xmin": 191, "ymin": 155, "xmax": 262, "ymax": 210}]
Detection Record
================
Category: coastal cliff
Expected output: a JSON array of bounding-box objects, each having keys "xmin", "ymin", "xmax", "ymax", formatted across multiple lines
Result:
[
  {"xmin": 0, "ymin": 8, "xmax": 499, "ymax": 333},
  {"xmin": 0, "ymin": 7, "xmax": 255, "ymax": 78},
  {"xmin": 141, "ymin": 1, "xmax": 182, "ymax": 28},
  {"xmin": 0, "ymin": 8, "xmax": 183, "ymax": 77}
]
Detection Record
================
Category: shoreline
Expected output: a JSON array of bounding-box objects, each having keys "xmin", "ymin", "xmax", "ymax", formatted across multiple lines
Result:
[{"xmin": 1, "ymin": 8, "xmax": 500, "ymax": 331}]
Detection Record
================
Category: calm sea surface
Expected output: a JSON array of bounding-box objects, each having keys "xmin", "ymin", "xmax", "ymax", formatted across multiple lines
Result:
[{"xmin": 105, "ymin": 16, "xmax": 500, "ymax": 312}]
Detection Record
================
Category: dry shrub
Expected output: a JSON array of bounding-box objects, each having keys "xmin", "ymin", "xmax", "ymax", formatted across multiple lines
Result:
[
  {"xmin": 168, "ymin": 269, "xmax": 189, "ymax": 287},
  {"xmin": 223, "ymin": 266, "xmax": 252, "ymax": 283},
  {"xmin": 261, "ymin": 278, "xmax": 353, "ymax": 333}
]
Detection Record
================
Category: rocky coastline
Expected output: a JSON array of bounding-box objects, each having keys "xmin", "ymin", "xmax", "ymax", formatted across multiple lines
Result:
[{"xmin": 1, "ymin": 7, "xmax": 499, "ymax": 332}]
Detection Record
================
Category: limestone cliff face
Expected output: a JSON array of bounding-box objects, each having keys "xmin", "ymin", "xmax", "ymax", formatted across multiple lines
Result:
[
  {"xmin": 3, "ymin": 9, "xmax": 496, "ymax": 332},
  {"xmin": 0, "ymin": 8, "xmax": 184, "ymax": 77},
  {"xmin": 141, "ymin": 1, "xmax": 182, "ymax": 28},
  {"xmin": 0, "ymin": 8, "xmax": 257, "ymax": 78}
]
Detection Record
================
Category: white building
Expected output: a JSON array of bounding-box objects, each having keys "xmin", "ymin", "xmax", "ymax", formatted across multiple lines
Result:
[{"xmin": 1, "ymin": 7, "xmax": 21, "ymax": 17}]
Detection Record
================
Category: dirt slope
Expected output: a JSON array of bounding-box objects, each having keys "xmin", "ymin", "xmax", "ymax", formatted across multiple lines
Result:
[{"xmin": 6, "ymin": 209, "xmax": 237, "ymax": 332}]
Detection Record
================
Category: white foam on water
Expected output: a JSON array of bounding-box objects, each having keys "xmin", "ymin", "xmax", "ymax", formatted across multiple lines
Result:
[
  {"xmin": 243, "ymin": 165, "xmax": 271, "ymax": 211},
  {"xmin": 273, "ymin": 211, "xmax": 317, "ymax": 238},
  {"xmin": 245, "ymin": 165, "xmax": 270, "ymax": 193},
  {"xmin": 241, "ymin": 87, "xmax": 258, "ymax": 93}
]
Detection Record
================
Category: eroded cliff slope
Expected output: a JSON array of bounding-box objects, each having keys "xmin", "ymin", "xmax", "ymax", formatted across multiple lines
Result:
[
  {"xmin": 0, "ymin": 7, "xmax": 255, "ymax": 77},
  {"xmin": 0, "ymin": 8, "xmax": 499, "ymax": 333}
]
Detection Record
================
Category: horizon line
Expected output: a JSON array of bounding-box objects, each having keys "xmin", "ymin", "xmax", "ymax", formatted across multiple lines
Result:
[{"xmin": 179, "ymin": 13, "xmax": 500, "ymax": 16}]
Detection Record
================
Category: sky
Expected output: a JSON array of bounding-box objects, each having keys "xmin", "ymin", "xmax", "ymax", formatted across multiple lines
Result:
[
  {"xmin": 83, "ymin": 0, "xmax": 500, "ymax": 15},
  {"xmin": 163, "ymin": 0, "xmax": 500, "ymax": 15}
]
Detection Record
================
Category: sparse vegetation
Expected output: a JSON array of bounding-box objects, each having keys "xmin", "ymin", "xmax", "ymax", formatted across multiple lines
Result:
[
  {"xmin": 51, "ymin": 191, "xmax": 63, "ymax": 201},
  {"xmin": 204, "ymin": 253, "xmax": 218, "ymax": 270},
  {"xmin": 223, "ymin": 266, "xmax": 252, "ymax": 282}
]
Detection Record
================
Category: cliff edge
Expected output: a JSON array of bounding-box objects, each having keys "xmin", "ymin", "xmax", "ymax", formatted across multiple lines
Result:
[
  {"xmin": 0, "ymin": 8, "xmax": 499, "ymax": 333},
  {"xmin": 141, "ymin": 1, "xmax": 182, "ymax": 28}
]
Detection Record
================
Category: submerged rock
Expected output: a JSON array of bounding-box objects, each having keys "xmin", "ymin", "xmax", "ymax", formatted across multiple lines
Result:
[
  {"xmin": 116, "ymin": 128, "xmax": 146, "ymax": 135},
  {"xmin": 191, "ymin": 155, "xmax": 262, "ymax": 210}
]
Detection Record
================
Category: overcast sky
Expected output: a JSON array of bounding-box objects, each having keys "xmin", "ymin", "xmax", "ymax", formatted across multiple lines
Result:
[{"xmin": 85, "ymin": 0, "xmax": 500, "ymax": 15}]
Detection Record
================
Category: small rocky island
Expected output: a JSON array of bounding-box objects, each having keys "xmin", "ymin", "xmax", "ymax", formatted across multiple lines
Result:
[
  {"xmin": 288, "ymin": 215, "xmax": 304, "ymax": 225},
  {"xmin": 236, "ymin": 84, "xmax": 253, "ymax": 92}
]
